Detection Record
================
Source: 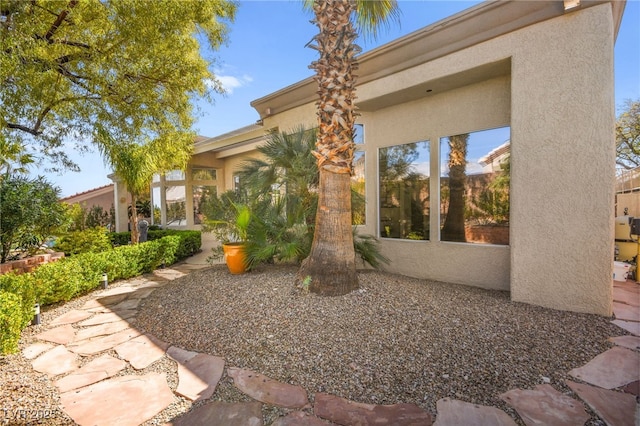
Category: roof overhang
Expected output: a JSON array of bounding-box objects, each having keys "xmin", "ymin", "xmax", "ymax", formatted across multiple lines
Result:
[{"xmin": 250, "ymin": 0, "xmax": 625, "ymax": 118}]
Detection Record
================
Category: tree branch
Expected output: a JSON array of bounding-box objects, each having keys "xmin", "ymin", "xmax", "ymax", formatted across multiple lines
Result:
[{"xmin": 42, "ymin": 0, "xmax": 78, "ymax": 43}]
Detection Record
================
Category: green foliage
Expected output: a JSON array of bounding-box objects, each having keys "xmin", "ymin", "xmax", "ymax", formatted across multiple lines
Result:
[
  {"xmin": 203, "ymin": 126, "xmax": 388, "ymax": 269},
  {"xmin": 0, "ymin": 291, "xmax": 23, "ymax": 354},
  {"xmin": 0, "ymin": 235, "xmax": 181, "ymax": 354},
  {"xmin": 353, "ymin": 229, "xmax": 390, "ymax": 268},
  {"xmin": 1, "ymin": 0, "xmax": 236, "ymax": 172},
  {"xmin": 616, "ymin": 99, "xmax": 640, "ymax": 170},
  {"xmin": 55, "ymin": 227, "xmax": 113, "ymax": 255},
  {"xmin": 0, "ymin": 175, "xmax": 69, "ymax": 262},
  {"xmin": 201, "ymin": 190, "xmax": 252, "ymax": 243},
  {"xmin": 109, "ymin": 230, "xmax": 200, "ymax": 261}
]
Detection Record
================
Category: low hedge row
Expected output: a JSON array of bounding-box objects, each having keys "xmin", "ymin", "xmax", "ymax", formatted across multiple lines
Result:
[
  {"xmin": 0, "ymin": 235, "xmax": 185, "ymax": 354},
  {"xmin": 109, "ymin": 230, "xmax": 201, "ymax": 261}
]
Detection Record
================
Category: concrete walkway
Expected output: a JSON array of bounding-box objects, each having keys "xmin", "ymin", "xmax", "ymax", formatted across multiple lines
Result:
[{"xmin": 22, "ymin": 254, "xmax": 639, "ymax": 425}]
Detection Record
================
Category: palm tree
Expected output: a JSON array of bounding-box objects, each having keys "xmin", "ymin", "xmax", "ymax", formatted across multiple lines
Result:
[
  {"xmin": 441, "ymin": 133, "xmax": 469, "ymax": 242},
  {"xmin": 299, "ymin": 0, "xmax": 399, "ymax": 296},
  {"xmin": 97, "ymin": 128, "xmax": 192, "ymax": 244}
]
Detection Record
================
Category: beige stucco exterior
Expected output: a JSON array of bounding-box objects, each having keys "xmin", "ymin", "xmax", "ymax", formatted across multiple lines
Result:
[{"xmin": 112, "ymin": 1, "xmax": 624, "ymax": 315}]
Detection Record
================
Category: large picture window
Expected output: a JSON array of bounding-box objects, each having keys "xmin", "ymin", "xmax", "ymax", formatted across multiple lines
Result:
[
  {"xmin": 379, "ymin": 141, "xmax": 430, "ymax": 240},
  {"xmin": 165, "ymin": 185, "xmax": 186, "ymax": 226},
  {"xmin": 440, "ymin": 127, "xmax": 510, "ymax": 245}
]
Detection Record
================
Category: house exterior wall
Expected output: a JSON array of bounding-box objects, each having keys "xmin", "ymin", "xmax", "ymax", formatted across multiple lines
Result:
[
  {"xmin": 132, "ymin": 1, "xmax": 618, "ymax": 315},
  {"xmin": 507, "ymin": 4, "xmax": 614, "ymax": 315}
]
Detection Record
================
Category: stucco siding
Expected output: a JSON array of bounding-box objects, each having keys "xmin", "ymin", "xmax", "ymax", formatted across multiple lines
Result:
[{"xmin": 508, "ymin": 4, "xmax": 615, "ymax": 315}]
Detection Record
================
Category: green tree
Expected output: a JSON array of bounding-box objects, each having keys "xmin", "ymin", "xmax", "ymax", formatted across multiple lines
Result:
[
  {"xmin": 99, "ymin": 131, "xmax": 191, "ymax": 244},
  {"xmin": 0, "ymin": 176, "xmax": 68, "ymax": 262},
  {"xmin": 0, "ymin": 0, "xmax": 235, "ymax": 172},
  {"xmin": 300, "ymin": 0, "xmax": 399, "ymax": 296},
  {"xmin": 616, "ymin": 99, "xmax": 640, "ymax": 169},
  {"xmin": 0, "ymin": 137, "xmax": 34, "ymax": 177}
]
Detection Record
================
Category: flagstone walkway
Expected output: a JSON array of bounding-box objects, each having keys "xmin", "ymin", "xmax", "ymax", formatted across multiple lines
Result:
[{"xmin": 21, "ymin": 260, "xmax": 640, "ymax": 425}]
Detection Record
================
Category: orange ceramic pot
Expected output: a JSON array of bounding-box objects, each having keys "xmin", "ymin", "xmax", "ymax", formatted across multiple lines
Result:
[{"xmin": 222, "ymin": 242, "xmax": 248, "ymax": 274}]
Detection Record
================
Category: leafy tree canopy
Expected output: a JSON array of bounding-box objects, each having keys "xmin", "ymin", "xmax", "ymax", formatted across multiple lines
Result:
[
  {"xmin": 616, "ymin": 99, "xmax": 640, "ymax": 170},
  {"xmin": 0, "ymin": 0, "xmax": 236, "ymax": 172}
]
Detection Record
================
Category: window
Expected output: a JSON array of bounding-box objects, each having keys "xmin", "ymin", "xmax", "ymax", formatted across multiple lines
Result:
[
  {"xmin": 165, "ymin": 185, "xmax": 186, "ymax": 225},
  {"xmin": 354, "ymin": 124, "xmax": 364, "ymax": 144},
  {"xmin": 233, "ymin": 175, "xmax": 241, "ymax": 192},
  {"xmin": 352, "ymin": 151, "xmax": 366, "ymax": 225},
  {"xmin": 440, "ymin": 126, "xmax": 510, "ymax": 245},
  {"xmin": 379, "ymin": 141, "xmax": 430, "ymax": 240},
  {"xmin": 152, "ymin": 187, "xmax": 161, "ymax": 225},
  {"xmin": 165, "ymin": 170, "xmax": 185, "ymax": 181},
  {"xmin": 192, "ymin": 168, "xmax": 216, "ymax": 181},
  {"xmin": 193, "ymin": 185, "xmax": 216, "ymax": 225}
]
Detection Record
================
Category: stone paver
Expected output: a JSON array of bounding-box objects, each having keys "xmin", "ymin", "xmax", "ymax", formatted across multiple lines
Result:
[
  {"xmin": 55, "ymin": 354, "xmax": 127, "ymax": 393},
  {"xmin": 67, "ymin": 327, "xmax": 142, "ymax": 356},
  {"xmin": 81, "ymin": 294, "xmax": 129, "ymax": 310},
  {"xmin": 228, "ymin": 367, "xmax": 310, "ymax": 409},
  {"xmin": 172, "ymin": 352, "xmax": 225, "ymax": 401},
  {"xmin": 271, "ymin": 411, "xmax": 335, "ymax": 426},
  {"xmin": 167, "ymin": 345, "xmax": 199, "ymax": 364},
  {"xmin": 313, "ymin": 392, "xmax": 433, "ymax": 426},
  {"xmin": 613, "ymin": 286, "xmax": 640, "ymax": 307},
  {"xmin": 622, "ymin": 380, "xmax": 639, "ymax": 396},
  {"xmin": 609, "ymin": 335, "xmax": 640, "ymax": 351},
  {"xmin": 169, "ymin": 401, "xmax": 263, "ymax": 426},
  {"xmin": 433, "ymin": 398, "xmax": 517, "ymax": 426},
  {"xmin": 115, "ymin": 333, "xmax": 169, "ymax": 370},
  {"xmin": 35, "ymin": 324, "xmax": 77, "ymax": 345},
  {"xmin": 73, "ymin": 320, "xmax": 131, "ymax": 342},
  {"xmin": 612, "ymin": 319, "xmax": 640, "ymax": 336},
  {"xmin": 110, "ymin": 298, "xmax": 142, "ymax": 312},
  {"xmin": 31, "ymin": 345, "xmax": 78, "ymax": 377},
  {"xmin": 22, "ymin": 342, "xmax": 54, "ymax": 359},
  {"xmin": 568, "ymin": 346, "xmax": 640, "ymax": 389},
  {"xmin": 100, "ymin": 286, "xmax": 136, "ymax": 297},
  {"xmin": 128, "ymin": 287, "xmax": 157, "ymax": 299},
  {"xmin": 78, "ymin": 310, "xmax": 136, "ymax": 326},
  {"xmin": 59, "ymin": 373, "xmax": 174, "ymax": 426},
  {"xmin": 499, "ymin": 384, "xmax": 589, "ymax": 426},
  {"xmin": 613, "ymin": 302, "xmax": 640, "ymax": 322},
  {"xmin": 566, "ymin": 380, "xmax": 638, "ymax": 426},
  {"xmin": 49, "ymin": 309, "xmax": 93, "ymax": 326}
]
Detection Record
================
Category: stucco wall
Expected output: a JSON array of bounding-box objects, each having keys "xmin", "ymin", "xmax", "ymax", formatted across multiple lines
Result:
[{"xmin": 508, "ymin": 4, "xmax": 614, "ymax": 315}]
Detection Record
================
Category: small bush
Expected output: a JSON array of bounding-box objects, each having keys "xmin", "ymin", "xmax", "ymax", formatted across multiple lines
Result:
[
  {"xmin": 0, "ymin": 235, "xmax": 182, "ymax": 354},
  {"xmin": 55, "ymin": 227, "xmax": 113, "ymax": 255},
  {"xmin": 0, "ymin": 291, "xmax": 24, "ymax": 354},
  {"xmin": 109, "ymin": 230, "xmax": 200, "ymax": 261}
]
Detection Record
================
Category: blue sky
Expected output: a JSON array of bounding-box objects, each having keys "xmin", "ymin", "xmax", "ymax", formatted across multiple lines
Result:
[{"xmin": 50, "ymin": 0, "xmax": 640, "ymax": 197}]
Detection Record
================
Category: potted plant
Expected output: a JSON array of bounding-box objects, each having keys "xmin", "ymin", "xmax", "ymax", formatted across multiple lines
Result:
[{"xmin": 202, "ymin": 192, "xmax": 251, "ymax": 274}]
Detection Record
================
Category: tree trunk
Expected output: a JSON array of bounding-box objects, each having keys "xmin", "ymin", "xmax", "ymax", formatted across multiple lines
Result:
[
  {"xmin": 130, "ymin": 193, "xmax": 139, "ymax": 245},
  {"xmin": 299, "ymin": 0, "xmax": 360, "ymax": 295},
  {"xmin": 441, "ymin": 134, "xmax": 468, "ymax": 242},
  {"xmin": 299, "ymin": 169, "xmax": 357, "ymax": 295}
]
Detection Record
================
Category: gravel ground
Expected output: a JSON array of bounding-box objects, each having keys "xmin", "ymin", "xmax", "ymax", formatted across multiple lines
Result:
[
  {"xmin": 0, "ymin": 264, "xmax": 624, "ymax": 425},
  {"xmin": 137, "ymin": 264, "xmax": 622, "ymax": 424}
]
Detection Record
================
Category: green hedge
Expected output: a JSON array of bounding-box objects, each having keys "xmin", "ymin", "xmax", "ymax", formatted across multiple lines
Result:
[
  {"xmin": 0, "ymin": 235, "xmax": 184, "ymax": 354},
  {"xmin": 109, "ymin": 230, "xmax": 201, "ymax": 261}
]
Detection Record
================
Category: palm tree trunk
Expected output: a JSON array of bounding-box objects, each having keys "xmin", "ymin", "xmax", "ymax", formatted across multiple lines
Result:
[
  {"xmin": 300, "ymin": 169, "xmax": 357, "ymax": 295},
  {"xmin": 441, "ymin": 134, "xmax": 468, "ymax": 242},
  {"xmin": 299, "ymin": 0, "xmax": 359, "ymax": 295}
]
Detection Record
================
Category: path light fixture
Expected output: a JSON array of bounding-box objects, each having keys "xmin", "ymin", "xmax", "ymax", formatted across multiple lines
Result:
[
  {"xmin": 101, "ymin": 273, "xmax": 108, "ymax": 289},
  {"xmin": 32, "ymin": 304, "xmax": 41, "ymax": 325}
]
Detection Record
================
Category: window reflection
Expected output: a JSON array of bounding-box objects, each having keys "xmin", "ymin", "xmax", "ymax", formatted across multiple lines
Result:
[
  {"xmin": 440, "ymin": 127, "xmax": 510, "ymax": 245},
  {"xmin": 352, "ymin": 151, "xmax": 365, "ymax": 225},
  {"xmin": 165, "ymin": 185, "xmax": 186, "ymax": 226},
  {"xmin": 192, "ymin": 168, "xmax": 216, "ymax": 181},
  {"xmin": 379, "ymin": 141, "xmax": 430, "ymax": 240},
  {"xmin": 193, "ymin": 185, "xmax": 216, "ymax": 225}
]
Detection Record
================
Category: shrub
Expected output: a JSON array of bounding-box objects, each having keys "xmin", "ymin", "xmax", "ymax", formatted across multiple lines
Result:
[
  {"xmin": 54, "ymin": 227, "xmax": 113, "ymax": 255},
  {"xmin": 0, "ymin": 291, "xmax": 24, "ymax": 354},
  {"xmin": 0, "ymin": 235, "xmax": 181, "ymax": 354},
  {"xmin": 109, "ymin": 229, "xmax": 200, "ymax": 261}
]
